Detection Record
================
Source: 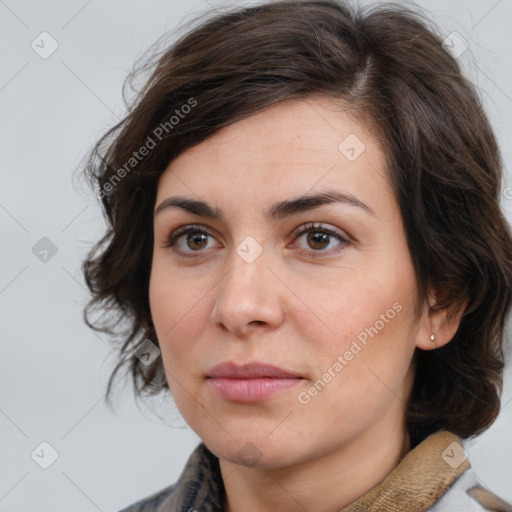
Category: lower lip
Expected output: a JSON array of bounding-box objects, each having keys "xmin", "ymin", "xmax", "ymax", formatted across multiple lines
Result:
[{"xmin": 208, "ymin": 377, "xmax": 302, "ymax": 402}]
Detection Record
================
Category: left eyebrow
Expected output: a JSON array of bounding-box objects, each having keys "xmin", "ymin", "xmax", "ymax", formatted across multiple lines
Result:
[
  {"xmin": 269, "ymin": 190, "xmax": 375, "ymax": 219},
  {"xmin": 154, "ymin": 190, "xmax": 375, "ymax": 220}
]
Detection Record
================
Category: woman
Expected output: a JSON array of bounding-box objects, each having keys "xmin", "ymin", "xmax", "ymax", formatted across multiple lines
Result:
[{"xmin": 83, "ymin": 0, "xmax": 512, "ymax": 510}]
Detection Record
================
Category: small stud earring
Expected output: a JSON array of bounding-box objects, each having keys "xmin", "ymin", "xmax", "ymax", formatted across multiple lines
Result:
[{"xmin": 430, "ymin": 334, "xmax": 435, "ymax": 341}]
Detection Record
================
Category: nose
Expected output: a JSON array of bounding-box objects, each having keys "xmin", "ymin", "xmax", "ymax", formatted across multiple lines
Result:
[{"xmin": 210, "ymin": 245, "xmax": 285, "ymax": 337}]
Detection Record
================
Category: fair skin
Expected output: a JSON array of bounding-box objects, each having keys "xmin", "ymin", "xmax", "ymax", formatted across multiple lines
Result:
[{"xmin": 149, "ymin": 97, "xmax": 464, "ymax": 512}]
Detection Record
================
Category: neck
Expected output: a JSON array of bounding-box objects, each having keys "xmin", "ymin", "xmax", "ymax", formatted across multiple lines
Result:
[{"xmin": 220, "ymin": 414, "xmax": 411, "ymax": 512}]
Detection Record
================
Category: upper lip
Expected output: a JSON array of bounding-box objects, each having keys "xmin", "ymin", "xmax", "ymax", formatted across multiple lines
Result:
[{"xmin": 207, "ymin": 361, "xmax": 301, "ymax": 379}]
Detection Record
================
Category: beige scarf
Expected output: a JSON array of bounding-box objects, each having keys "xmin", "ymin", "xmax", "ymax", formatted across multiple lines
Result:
[{"xmin": 341, "ymin": 430, "xmax": 509, "ymax": 512}]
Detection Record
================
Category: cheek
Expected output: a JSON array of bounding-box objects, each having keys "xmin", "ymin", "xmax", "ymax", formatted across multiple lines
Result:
[
  {"xmin": 292, "ymin": 266, "xmax": 413, "ymax": 350},
  {"xmin": 293, "ymin": 301, "xmax": 417, "ymax": 443},
  {"xmin": 149, "ymin": 275, "xmax": 213, "ymax": 419},
  {"xmin": 292, "ymin": 265, "xmax": 418, "ymax": 402},
  {"xmin": 149, "ymin": 260, "xmax": 211, "ymax": 368}
]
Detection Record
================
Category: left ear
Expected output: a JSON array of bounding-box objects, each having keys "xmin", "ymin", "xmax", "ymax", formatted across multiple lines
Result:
[{"xmin": 415, "ymin": 291, "xmax": 468, "ymax": 350}]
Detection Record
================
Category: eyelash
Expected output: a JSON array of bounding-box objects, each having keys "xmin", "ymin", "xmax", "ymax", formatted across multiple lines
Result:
[{"xmin": 163, "ymin": 222, "xmax": 351, "ymax": 258}]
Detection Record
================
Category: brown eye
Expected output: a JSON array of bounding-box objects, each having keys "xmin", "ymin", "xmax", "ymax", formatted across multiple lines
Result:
[
  {"xmin": 292, "ymin": 223, "xmax": 350, "ymax": 256},
  {"xmin": 185, "ymin": 232, "xmax": 209, "ymax": 251},
  {"xmin": 164, "ymin": 225, "xmax": 217, "ymax": 254},
  {"xmin": 306, "ymin": 231, "xmax": 330, "ymax": 250}
]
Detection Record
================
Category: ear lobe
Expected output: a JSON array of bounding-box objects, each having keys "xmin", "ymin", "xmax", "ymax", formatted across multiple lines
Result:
[{"xmin": 415, "ymin": 296, "xmax": 468, "ymax": 351}]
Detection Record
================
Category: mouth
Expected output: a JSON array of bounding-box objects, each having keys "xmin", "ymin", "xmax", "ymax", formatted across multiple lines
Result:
[{"xmin": 206, "ymin": 361, "xmax": 304, "ymax": 402}]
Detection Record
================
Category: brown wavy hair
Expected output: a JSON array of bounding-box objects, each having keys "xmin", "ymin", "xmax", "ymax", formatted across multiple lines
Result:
[{"xmin": 82, "ymin": 0, "xmax": 512, "ymax": 444}]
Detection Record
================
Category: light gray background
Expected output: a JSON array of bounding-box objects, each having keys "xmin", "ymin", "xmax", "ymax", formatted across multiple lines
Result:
[{"xmin": 1, "ymin": 0, "xmax": 511, "ymax": 510}]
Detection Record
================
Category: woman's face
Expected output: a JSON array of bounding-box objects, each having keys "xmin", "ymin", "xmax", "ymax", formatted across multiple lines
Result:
[{"xmin": 150, "ymin": 97, "xmax": 429, "ymax": 468}]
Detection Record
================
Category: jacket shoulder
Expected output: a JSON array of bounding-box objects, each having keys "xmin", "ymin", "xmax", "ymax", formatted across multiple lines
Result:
[
  {"xmin": 430, "ymin": 471, "xmax": 512, "ymax": 512},
  {"xmin": 467, "ymin": 484, "xmax": 512, "ymax": 512}
]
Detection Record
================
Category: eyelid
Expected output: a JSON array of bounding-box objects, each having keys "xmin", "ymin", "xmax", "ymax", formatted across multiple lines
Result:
[{"xmin": 289, "ymin": 222, "xmax": 351, "ymax": 243}]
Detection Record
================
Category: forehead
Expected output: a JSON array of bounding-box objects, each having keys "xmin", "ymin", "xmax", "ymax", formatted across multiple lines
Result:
[
  {"xmin": 195, "ymin": 97, "xmax": 378, "ymax": 162},
  {"xmin": 156, "ymin": 97, "xmax": 392, "ymax": 214}
]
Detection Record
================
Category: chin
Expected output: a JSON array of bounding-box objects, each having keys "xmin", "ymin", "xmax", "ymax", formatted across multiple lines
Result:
[{"xmin": 201, "ymin": 430, "xmax": 304, "ymax": 469}]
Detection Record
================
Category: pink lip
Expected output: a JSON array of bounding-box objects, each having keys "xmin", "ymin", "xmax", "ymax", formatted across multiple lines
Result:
[
  {"xmin": 207, "ymin": 361, "xmax": 303, "ymax": 402},
  {"xmin": 208, "ymin": 361, "xmax": 300, "ymax": 379}
]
